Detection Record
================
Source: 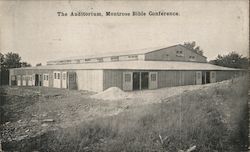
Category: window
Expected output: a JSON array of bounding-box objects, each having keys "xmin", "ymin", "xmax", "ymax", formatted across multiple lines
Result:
[
  {"xmin": 57, "ymin": 73, "xmax": 60, "ymax": 79},
  {"xmin": 85, "ymin": 59, "xmax": 91, "ymax": 62},
  {"xmin": 151, "ymin": 74, "xmax": 156, "ymax": 81},
  {"xmin": 125, "ymin": 74, "xmax": 131, "ymax": 82},
  {"xmin": 54, "ymin": 73, "xmax": 57, "ymax": 79},
  {"xmin": 111, "ymin": 56, "xmax": 119, "ymax": 61},
  {"xmin": 44, "ymin": 75, "xmax": 46, "ymax": 80},
  {"xmin": 97, "ymin": 58, "xmax": 103, "ymax": 62},
  {"xmin": 69, "ymin": 74, "xmax": 75, "ymax": 81},
  {"xmin": 176, "ymin": 50, "xmax": 184, "ymax": 57},
  {"xmin": 128, "ymin": 55, "xmax": 138, "ymax": 59},
  {"xmin": 63, "ymin": 73, "xmax": 66, "ymax": 80}
]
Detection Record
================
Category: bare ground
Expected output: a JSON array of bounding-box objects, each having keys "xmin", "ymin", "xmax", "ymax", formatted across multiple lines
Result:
[{"xmin": 0, "ymin": 76, "xmax": 248, "ymax": 151}]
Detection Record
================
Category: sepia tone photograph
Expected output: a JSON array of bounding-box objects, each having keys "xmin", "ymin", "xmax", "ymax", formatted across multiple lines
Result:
[{"xmin": 0, "ymin": 0, "xmax": 249, "ymax": 151}]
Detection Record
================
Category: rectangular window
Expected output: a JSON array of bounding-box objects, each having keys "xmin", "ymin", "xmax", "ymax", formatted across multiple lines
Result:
[
  {"xmin": 85, "ymin": 59, "xmax": 91, "ymax": 62},
  {"xmin": 63, "ymin": 73, "xmax": 66, "ymax": 80},
  {"xmin": 151, "ymin": 74, "xmax": 156, "ymax": 81},
  {"xmin": 128, "ymin": 55, "xmax": 138, "ymax": 59},
  {"xmin": 57, "ymin": 73, "xmax": 60, "ymax": 79},
  {"xmin": 97, "ymin": 58, "xmax": 103, "ymax": 62},
  {"xmin": 125, "ymin": 74, "xmax": 131, "ymax": 82},
  {"xmin": 176, "ymin": 50, "xmax": 184, "ymax": 57},
  {"xmin": 54, "ymin": 73, "xmax": 57, "ymax": 79},
  {"xmin": 111, "ymin": 56, "xmax": 119, "ymax": 61}
]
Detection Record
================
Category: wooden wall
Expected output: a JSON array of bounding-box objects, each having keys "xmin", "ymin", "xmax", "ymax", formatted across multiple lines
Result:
[
  {"xmin": 103, "ymin": 70, "xmax": 123, "ymax": 90},
  {"xmin": 76, "ymin": 70, "xmax": 103, "ymax": 92},
  {"xmin": 158, "ymin": 70, "xmax": 196, "ymax": 88},
  {"xmin": 145, "ymin": 45, "xmax": 207, "ymax": 63}
]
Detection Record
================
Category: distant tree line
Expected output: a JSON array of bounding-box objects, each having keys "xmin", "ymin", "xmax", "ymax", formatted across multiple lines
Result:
[
  {"xmin": 209, "ymin": 52, "xmax": 248, "ymax": 69},
  {"xmin": 183, "ymin": 41, "xmax": 248, "ymax": 69},
  {"xmin": 0, "ymin": 52, "xmax": 31, "ymax": 85}
]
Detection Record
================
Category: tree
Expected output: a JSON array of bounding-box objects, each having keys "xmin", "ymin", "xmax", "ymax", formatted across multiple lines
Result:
[
  {"xmin": 0, "ymin": 52, "xmax": 31, "ymax": 85},
  {"xmin": 0, "ymin": 53, "xmax": 4, "ymax": 70},
  {"xmin": 4, "ymin": 52, "xmax": 22, "ymax": 69},
  {"xmin": 183, "ymin": 41, "xmax": 203, "ymax": 55},
  {"xmin": 209, "ymin": 52, "xmax": 248, "ymax": 69}
]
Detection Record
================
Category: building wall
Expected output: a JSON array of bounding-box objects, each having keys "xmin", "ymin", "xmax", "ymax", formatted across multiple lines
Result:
[
  {"xmin": 103, "ymin": 70, "xmax": 123, "ymax": 90},
  {"xmin": 10, "ymin": 68, "xmax": 243, "ymax": 92},
  {"xmin": 145, "ymin": 45, "xmax": 207, "ymax": 63},
  {"xmin": 216, "ymin": 70, "xmax": 242, "ymax": 82},
  {"xmin": 158, "ymin": 70, "xmax": 196, "ymax": 88},
  {"xmin": 76, "ymin": 70, "xmax": 103, "ymax": 92}
]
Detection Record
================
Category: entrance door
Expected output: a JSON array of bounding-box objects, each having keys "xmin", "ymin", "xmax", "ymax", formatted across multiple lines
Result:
[
  {"xmin": 28, "ymin": 75, "xmax": 32, "ymax": 86},
  {"xmin": 32, "ymin": 74, "xmax": 35, "ymax": 86},
  {"xmin": 43, "ymin": 74, "xmax": 49, "ymax": 87},
  {"xmin": 11, "ymin": 75, "xmax": 16, "ymax": 86},
  {"xmin": 141, "ymin": 72, "xmax": 149, "ymax": 90},
  {"xmin": 202, "ymin": 71, "xmax": 206, "ymax": 84},
  {"xmin": 17, "ymin": 75, "xmax": 21, "ymax": 86},
  {"xmin": 53, "ymin": 71, "xmax": 61, "ymax": 88},
  {"xmin": 68, "ymin": 72, "xmax": 77, "ymax": 89},
  {"xmin": 206, "ymin": 72, "xmax": 210, "ymax": 83},
  {"xmin": 210, "ymin": 71, "xmax": 216, "ymax": 83},
  {"xmin": 133, "ymin": 72, "xmax": 140, "ymax": 90},
  {"xmin": 62, "ymin": 72, "xmax": 67, "ymax": 88},
  {"xmin": 22, "ymin": 76, "xmax": 26, "ymax": 86},
  {"xmin": 196, "ymin": 71, "xmax": 202, "ymax": 85},
  {"xmin": 35, "ymin": 74, "xmax": 39, "ymax": 86},
  {"xmin": 149, "ymin": 72, "xmax": 158, "ymax": 89},
  {"xmin": 123, "ymin": 72, "xmax": 133, "ymax": 91}
]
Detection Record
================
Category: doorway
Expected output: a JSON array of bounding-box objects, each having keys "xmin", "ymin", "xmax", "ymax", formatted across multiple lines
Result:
[
  {"xmin": 68, "ymin": 72, "xmax": 77, "ymax": 90},
  {"xmin": 141, "ymin": 72, "xmax": 149, "ymax": 89},
  {"xmin": 206, "ymin": 72, "xmax": 210, "ymax": 83},
  {"xmin": 35, "ymin": 74, "xmax": 39, "ymax": 86},
  {"xmin": 133, "ymin": 72, "xmax": 140, "ymax": 90},
  {"xmin": 202, "ymin": 72, "xmax": 206, "ymax": 84}
]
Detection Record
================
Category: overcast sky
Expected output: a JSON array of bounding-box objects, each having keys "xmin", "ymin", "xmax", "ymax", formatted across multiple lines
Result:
[{"xmin": 0, "ymin": 0, "xmax": 249, "ymax": 66}]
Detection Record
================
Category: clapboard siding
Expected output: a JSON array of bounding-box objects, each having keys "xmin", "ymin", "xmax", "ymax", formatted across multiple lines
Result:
[
  {"xmin": 145, "ymin": 45, "xmax": 207, "ymax": 63},
  {"xmin": 158, "ymin": 71, "xmax": 196, "ymax": 88},
  {"xmin": 76, "ymin": 70, "xmax": 103, "ymax": 92}
]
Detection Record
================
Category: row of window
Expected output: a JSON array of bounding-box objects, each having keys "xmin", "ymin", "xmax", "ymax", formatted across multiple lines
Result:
[
  {"xmin": 124, "ymin": 73, "xmax": 157, "ymax": 82},
  {"xmin": 54, "ymin": 73, "xmax": 66, "ymax": 80},
  {"xmin": 50, "ymin": 55, "xmax": 140, "ymax": 65}
]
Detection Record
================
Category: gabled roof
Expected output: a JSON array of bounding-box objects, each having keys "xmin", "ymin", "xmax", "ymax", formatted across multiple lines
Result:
[
  {"xmin": 48, "ymin": 45, "xmax": 168, "ymax": 62},
  {"xmin": 47, "ymin": 44, "xmax": 206, "ymax": 62},
  {"xmin": 15, "ymin": 61, "xmax": 241, "ymax": 71}
]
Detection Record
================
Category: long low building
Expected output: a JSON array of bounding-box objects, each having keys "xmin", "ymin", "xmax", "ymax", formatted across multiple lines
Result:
[{"xmin": 9, "ymin": 44, "xmax": 245, "ymax": 92}]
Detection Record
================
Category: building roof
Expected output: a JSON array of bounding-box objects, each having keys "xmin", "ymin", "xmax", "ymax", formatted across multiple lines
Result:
[
  {"xmin": 47, "ymin": 44, "xmax": 206, "ymax": 62},
  {"xmin": 15, "ymin": 61, "xmax": 241, "ymax": 71},
  {"xmin": 48, "ymin": 45, "xmax": 168, "ymax": 62}
]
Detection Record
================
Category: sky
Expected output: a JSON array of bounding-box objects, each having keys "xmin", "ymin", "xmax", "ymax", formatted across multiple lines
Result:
[{"xmin": 0, "ymin": 0, "xmax": 249, "ymax": 66}]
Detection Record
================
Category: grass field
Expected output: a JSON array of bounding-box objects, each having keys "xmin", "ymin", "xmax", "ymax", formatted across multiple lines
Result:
[{"xmin": 1, "ymin": 76, "xmax": 248, "ymax": 151}]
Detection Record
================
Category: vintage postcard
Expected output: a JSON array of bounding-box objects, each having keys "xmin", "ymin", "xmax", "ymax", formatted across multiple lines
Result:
[{"xmin": 0, "ymin": 0, "xmax": 249, "ymax": 151}]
